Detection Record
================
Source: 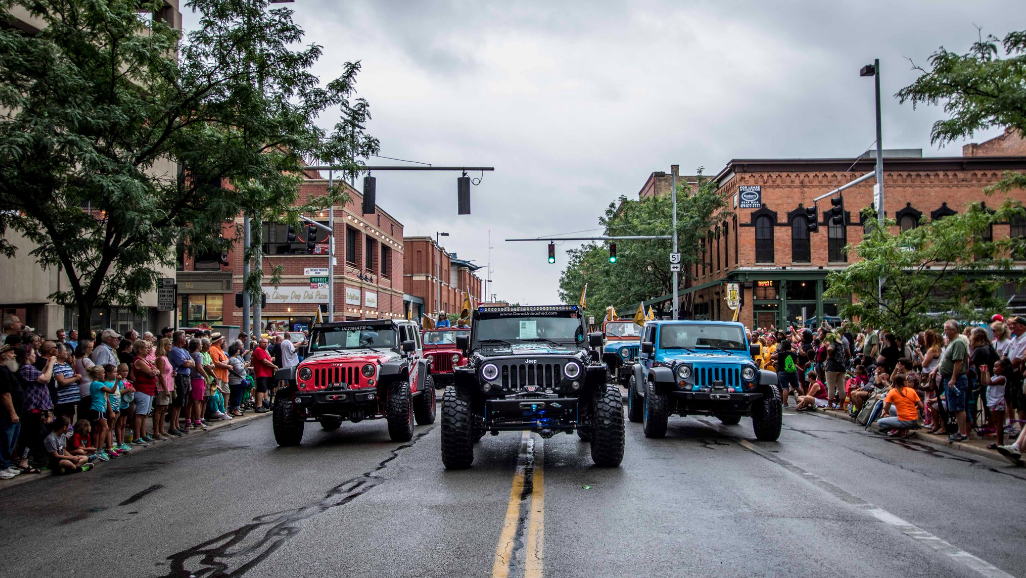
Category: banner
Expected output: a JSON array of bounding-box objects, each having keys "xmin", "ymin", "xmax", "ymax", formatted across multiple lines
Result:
[
  {"xmin": 726, "ymin": 283, "xmax": 740, "ymax": 310},
  {"xmin": 262, "ymin": 286, "xmax": 328, "ymax": 304}
]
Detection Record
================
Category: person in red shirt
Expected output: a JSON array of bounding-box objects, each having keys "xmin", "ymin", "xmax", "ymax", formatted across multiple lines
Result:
[
  {"xmin": 251, "ymin": 338, "xmax": 278, "ymax": 413},
  {"xmin": 69, "ymin": 419, "xmax": 99, "ymax": 460}
]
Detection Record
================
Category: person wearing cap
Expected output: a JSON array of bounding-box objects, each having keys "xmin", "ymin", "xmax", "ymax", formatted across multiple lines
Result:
[{"xmin": 91, "ymin": 329, "xmax": 120, "ymax": 368}]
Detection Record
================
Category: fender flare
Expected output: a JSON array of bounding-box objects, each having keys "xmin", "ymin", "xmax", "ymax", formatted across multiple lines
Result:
[
  {"xmin": 274, "ymin": 366, "xmax": 297, "ymax": 385},
  {"xmin": 378, "ymin": 361, "xmax": 404, "ymax": 379},
  {"xmin": 759, "ymin": 369, "xmax": 778, "ymax": 386},
  {"xmin": 648, "ymin": 366, "xmax": 676, "ymax": 393},
  {"xmin": 631, "ymin": 363, "xmax": 645, "ymax": 397}
]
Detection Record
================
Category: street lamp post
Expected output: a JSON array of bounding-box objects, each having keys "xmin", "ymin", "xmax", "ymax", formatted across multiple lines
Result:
[
  {"xmin": 436, "ymin": 232, "xmax": 449, "ymax": 316},
  {"xmin": 861, "ymin": 58, "xmax": 884, "ymax": 307}
]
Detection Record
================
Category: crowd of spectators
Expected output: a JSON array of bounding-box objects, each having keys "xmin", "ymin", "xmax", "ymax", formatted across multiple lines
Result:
[
  {"xmin": 0, "ymin": 314, "xmax": 300, "ymax": 480},
  {"xmin": 748, "ymin": 315, "xmax": 1026, "ymax": 460}
]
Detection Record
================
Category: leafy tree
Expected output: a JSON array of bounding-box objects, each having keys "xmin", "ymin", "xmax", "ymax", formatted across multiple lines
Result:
[
  {"xmin": 897, "ymin": 29, "xmax": 1026, "ymax": 194},
  {"xmin": 0, "ymin": 0, "xmax": 378, "ymax": 338},
  {"xmin": 558, "ymin": 172, "xmax": 728, "ymax": 321},
  {"xmin": 824, "ymin": 205, "xmax": 1004, "ymax": 341}
]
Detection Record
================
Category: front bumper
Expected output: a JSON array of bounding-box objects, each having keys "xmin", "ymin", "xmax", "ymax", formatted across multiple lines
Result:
[
  {"xmin": 485, "ymin": 396, "xmax": 580, "ymax": 431},
  {"xmin": 295, "ymin": 389, "xmax": 379, "ymax": 410},
  {"xmin": 668, "ymin": 390, "xmax": 764, "ymax": 414}
]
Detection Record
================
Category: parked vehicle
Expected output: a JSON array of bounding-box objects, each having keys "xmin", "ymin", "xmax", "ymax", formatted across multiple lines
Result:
[
  {"xmin": 422, "ymin": 328, "xmax": 470, "ymax": 388},
  {"xmin": 600, "ymin": 318, "xmax": 643, "ymax": 385}
]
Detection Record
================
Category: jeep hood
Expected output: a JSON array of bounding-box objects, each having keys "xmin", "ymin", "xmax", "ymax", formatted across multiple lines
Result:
[{"xmin": 303, "ymin": 349, "xmax": 399, "ymax": 365}]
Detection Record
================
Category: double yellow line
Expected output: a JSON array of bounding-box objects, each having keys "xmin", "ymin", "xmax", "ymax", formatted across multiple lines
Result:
[{"xmin": 492, "ymin": 432, "xmax": 544, "ymax": 578}]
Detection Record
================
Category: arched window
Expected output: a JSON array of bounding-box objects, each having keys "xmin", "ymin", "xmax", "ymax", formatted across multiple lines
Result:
[
  {"xmin": 791, "ymin": 216, "xmax": 810, "ymax": 263},
  {"xmin": 828, "ymin": 216, "xmax": 847, "ymax": 262},
  {"xmin": 899, "ymin": 214, "xmax": 918, "ymax": 232},
  {"xmin": 755, "ymin": 215, "xmax": 774, "ymax": 263}
]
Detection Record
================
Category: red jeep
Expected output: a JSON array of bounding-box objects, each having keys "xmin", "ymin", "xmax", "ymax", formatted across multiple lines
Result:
[
  {"xmin": 272, "ymin": 320, "xmax": 435, "ymax": 445},
  {"xmin": 422, "ymin": 328, "xmax": 470, "ymax": 388}
]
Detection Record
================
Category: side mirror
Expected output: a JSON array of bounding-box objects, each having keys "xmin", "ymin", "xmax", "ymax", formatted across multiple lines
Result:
[
  {"xmin": 455, "ymin": 334, "xmax": 470, "ymax": 353},
  {"xmin": 750, "ymin": 345, "xmax": 760, "ymax": 358},
  {"xmin": 641, "ymin": 341, "xmax": 654, "ymax": 354},
  {"xmin": 588, "ymin": 332, "xmax": 603, "ymax": 348},
  {"xmin": 402, "ymin": 340, "xmax": 416, "ymax": 354}
]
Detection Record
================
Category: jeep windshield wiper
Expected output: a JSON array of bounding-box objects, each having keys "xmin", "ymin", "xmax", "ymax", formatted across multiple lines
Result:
[{"xmin": 478, "ymin": 339, "xmax": 512, "ymax": 347}]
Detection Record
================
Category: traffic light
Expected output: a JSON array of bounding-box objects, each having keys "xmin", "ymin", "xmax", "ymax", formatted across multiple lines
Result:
[
  {"xmin": 547, "ymin": 242, "xmax": 555, "ymax": 264},
  {"xmin": 286, "ymin": 225, "xmax": 297, "ymax": 243},
  {"xmin": 830, "ymin": 196, "xmax": 845, "ymax": 225},
  {"xmin": 805, "ymin": 205, "xmax": 818, "ymax": 233},
  {"xmin": 362, "ymin": 175, "xmax": 376, "ymax": 215},
  {"xmin": 305, "ymin": 224, "xmax": 317, "ymax": 254},
  {"xmin": 458, "ymin": 173, "xmax": 471, "ymax": 215},
  {"xmin": 609, "ymin": 242, "xmax": 617, "ymax": 263}
]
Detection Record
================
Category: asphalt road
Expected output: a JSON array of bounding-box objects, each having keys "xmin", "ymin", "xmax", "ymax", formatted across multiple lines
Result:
[{"xmin": 2, "ymin": 402, "xmax": 1025, "ymax": 578}]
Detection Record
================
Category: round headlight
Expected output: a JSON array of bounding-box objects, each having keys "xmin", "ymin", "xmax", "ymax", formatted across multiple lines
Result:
[
  {"xmin": 676, "ymin": 364, "xmax": 692, "ymax": 380},
  {"xmin": 742, "ymin": 366, "xmax": 756, "ymax": 381},
  {"xmin": 451, "ymin": 353, "xmax": 460, "ymax": 363},
  {"xmin": 564, "ymin": 363, "xmax": 581, "ymax": 379},
  {"xmin": 619, "ymin": 347, "xmax": 629, "ymax": 359},
  {"xmin": 298, "ymin": 367, "xmax": 312, "ymax": 381},
  {"xmin": 481, "ymin": 363, "xmax": 499, "ymax": 381},
  {"xmin": 361, "ymin": 364, "xmax": 375, "ymax": 377}
]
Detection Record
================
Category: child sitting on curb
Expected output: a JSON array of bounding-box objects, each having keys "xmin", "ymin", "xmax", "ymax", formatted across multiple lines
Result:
[{"xmin": 44, "ymin": 417, "xmax": 92, "ymax": 475}]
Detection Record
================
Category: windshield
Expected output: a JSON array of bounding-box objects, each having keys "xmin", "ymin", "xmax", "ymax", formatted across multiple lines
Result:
[
  {"xmin": 605, "ymin": 321, "xmax": 642, "ymax": 338},
  {"xmin": 313, "ymin": 326, "xmax": 396, "ymax": 350},
  {"xmin": 475, "ymin": 316, "xmax": 584, "ymax": 345},
  {"xmin": 423, "ymin": 331, "xmax": 462, "ymax": 345},
  {"xmin": 659, "ymin": 324, "xmax": 747, "ymax": 350}
]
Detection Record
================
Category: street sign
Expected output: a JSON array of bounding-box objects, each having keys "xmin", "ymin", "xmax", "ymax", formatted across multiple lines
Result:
[
  {"xmin": 873, "ymin": 183, "xmax": 882, "ymax": 212},
  {"xmin": 670, "ymin": 263, "xmax": 681, "ymax": 272},
  {"xmin": 309, "ymin": 276, "xmax": 328, "ymax": 284},
  {"xmin": 157, "ymin": 278, "xmax": 175, "ymax": 311},
  {"xmin": 304, "ymin": 268, "xmax": 328, "ymax": 276},
  {"xmin": 669, "ymin": 252, "xmax": 681, "ymax": 264},
  {"xmin": 726, "ymin": 283, "xmax": 740, "ymax": 310},
  {"xmin": 588, "ymin": 316, "xmax": 595, "ymax": 326}
]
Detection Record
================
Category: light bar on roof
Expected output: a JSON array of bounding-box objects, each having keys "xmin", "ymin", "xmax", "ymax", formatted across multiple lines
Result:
[{"xmin": 478, "ymin": 305, "xmax": 579, "ymax": 314}]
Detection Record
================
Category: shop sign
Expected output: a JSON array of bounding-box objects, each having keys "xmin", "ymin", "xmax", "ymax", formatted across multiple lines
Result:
[
  {"xmin": 738, "ymin": 185, "xmax": 762, "ymax": 209},
  {"xmin": 345, "ymin": 286, "xmax": 361, "ymax": 305},
  {"xmin": 756, "ymin": 280, "xmax": 773, "ymax": 287},
  {"xmin": 262, "ymin": 285, "xmax": 328, "ymax": 304},
  {"xmin": 726, "ymin": 283, "xmax": 740, "ymax": 310},
  {"xmin": 364, "ymin": 291, "xmax": 378, "ymax": 308}
]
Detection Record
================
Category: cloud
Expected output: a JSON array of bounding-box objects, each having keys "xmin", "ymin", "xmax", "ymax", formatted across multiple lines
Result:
[{"xmin": 183, "ymin": 0, "xmax": 1021, "ymax": 305}]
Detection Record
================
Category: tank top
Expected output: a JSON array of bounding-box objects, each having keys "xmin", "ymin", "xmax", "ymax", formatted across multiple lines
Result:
[
  {"xmin": 133, "ymin": 355, "xmax": 158, "ymax": 396},
  {"xmin": 159, "ymin": 355, "xmax": 173, "ymax": 392}
]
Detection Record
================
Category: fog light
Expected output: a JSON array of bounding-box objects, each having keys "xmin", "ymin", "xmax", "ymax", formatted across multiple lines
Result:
[
  {"xmin": 571, "ymin": 381, "xmax": 580, "ymax": 390},
  {"xmin": 482, "ymin": 383, "xmax": 492, "ymax": 393},
  {"xmin": 294, "ymin": 397, "xmax": 302, "ymax": 404},
  {"xmin": 368, "ymin": 393, "xmax": 375, "ymax": 400},
  {"xmin": 368, "ymin": 379, "xmax": 375, "ymax": 386}
]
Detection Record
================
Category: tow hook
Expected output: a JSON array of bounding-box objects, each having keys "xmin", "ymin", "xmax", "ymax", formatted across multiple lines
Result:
[
  {"xmin": 710, "ymin": 393, "xmax": 731, "ymax": 400},
  {"xmin": 539, "ymin": 428, "xmax": 555, "ymax": 439}
]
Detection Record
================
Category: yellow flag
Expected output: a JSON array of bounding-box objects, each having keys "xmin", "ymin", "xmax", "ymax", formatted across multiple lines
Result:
[
  {"xmin": 314, "ymin": 307, "xmax": 323, "ymax": 325},
  {"xmin": 421, "ymin": 315, "xmax": 435, "ymax": 330},
  {"xmin": 406, "ymin": 304, "xmax": 412, "ymax": 321},
  {"xmin": 646, "ymin": 306, "xmax": 655, "ymax": 321},
  {"xmin": 579, "ymin": 283, "xmax": 587, "ymax": 310},
  {"xmin": 605, "ymin": 306, "xmax": 617, "ymax": 322},
  {"xmin": 460, "ymin": 293, "xmax": 472, "ymax": 320},
  {"xmin": 633, "ymin": 303, "xmax": 645, "ymax": 326}
]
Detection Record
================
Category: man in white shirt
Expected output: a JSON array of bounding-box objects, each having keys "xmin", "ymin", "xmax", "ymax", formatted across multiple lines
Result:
[
  {"xmin": 281, "ymin": 332, "xmax": 300, "ymax": 369},
  {"xmin": 91, "ymin": 328, "xmax": 120, "ymax": 367}
]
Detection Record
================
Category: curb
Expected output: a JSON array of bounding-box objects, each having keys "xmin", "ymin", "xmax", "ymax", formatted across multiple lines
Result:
[
  {"xmin": 0, "ymin": 411, "xmax": 270, "ymax": 492},
  {"xmin": 810, "ymin": 406, "xmax": 1015, "ymax": 464}
]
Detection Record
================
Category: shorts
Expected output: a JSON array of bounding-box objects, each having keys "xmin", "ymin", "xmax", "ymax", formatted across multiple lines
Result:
[
  {"xmin": 173, "ymin": 374, "xmax": 192, "ymax": 408},
  {"xmin": 255, "ymin": 376, "xmax": 272, "ymax": 393},
  {"xmin": 987, "ymin": 399, "xmax": 1007, "ymax": 412},
  {"xmin": 134, "ymin": 392, "xmax": 153, "ymax": 416},
  {"xmin": 89, "ymin": 409, "xmax": 107, "ymax": 423},
  {"xmin": 776, "ymin": 371, "xmax": 800, "ymax": 391},
  {"xmin": 944, "ymin": 374, "xmax": 968, "ymax": 413},
  {"xmin": 154, "ymin": 391, "xmax": 172, "ymax": 407},
  {"xmin": 814, "ymin": 398, "xmax": 830, "ymax": 408},
  {"xmin": 191, "ymin": 378, "xmax": 207, "ymax": 401}
]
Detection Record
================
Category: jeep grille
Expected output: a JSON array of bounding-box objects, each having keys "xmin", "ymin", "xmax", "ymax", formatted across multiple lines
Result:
[
  {"xmin": 311, "ymin": 365, "xmax": 362, "ymax": 389},
  {"xmin": 693, "ymin": 365, "xmax": 742, "ymax": 389},
  {"xmin": 621, "ymin": 345, "xmax": 639, "ymax": 362},
  {"xmin": 429, "ymin": 354, "xmax": 454, "ymax": 373},
  {"xmin": 500, "ymin": 362, "xmax": 563, "ymax": 389}
]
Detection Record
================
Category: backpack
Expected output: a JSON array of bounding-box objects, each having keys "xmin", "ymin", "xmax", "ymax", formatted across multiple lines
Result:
[{"xmin": 783, "ymin": 353, "xmax": 797, "ymax": 374}]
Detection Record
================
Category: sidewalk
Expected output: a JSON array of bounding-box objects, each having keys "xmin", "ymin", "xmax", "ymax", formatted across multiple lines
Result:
[
  {"xmin": 809, "ymin": 405, "xmax": 1021, "ymax": 465},
  {"xmin": 0, "ymin": 411, "xmax": 270, "ymax": 492}
]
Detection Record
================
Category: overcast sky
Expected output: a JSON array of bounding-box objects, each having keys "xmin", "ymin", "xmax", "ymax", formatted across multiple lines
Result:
[{"xmin": 186, "ymin": 0, "xmax": 1022, "ymax": 306}]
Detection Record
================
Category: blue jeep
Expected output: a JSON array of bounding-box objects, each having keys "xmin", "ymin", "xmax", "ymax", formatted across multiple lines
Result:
[{"xmin": 627, "ymin": 320, "xmax": 782, "ymax": 441}]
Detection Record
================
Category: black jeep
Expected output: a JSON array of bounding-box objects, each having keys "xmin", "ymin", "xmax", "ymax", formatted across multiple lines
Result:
[{"xmin": 440, "ymin": 305, "xmax": 624, "ymax": 469}]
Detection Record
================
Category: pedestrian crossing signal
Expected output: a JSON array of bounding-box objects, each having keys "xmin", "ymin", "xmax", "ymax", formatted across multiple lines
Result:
[
  {"xmin": 548, "ymin": 242, "xmax": 555, "ymax": 264},
  {"xmin": 609, "ymin": 242, "xmax": 617, "ymax": 263}
]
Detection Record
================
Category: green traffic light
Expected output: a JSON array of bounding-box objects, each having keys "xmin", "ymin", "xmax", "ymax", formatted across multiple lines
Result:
[
  {"xmin": 548, "ymin": 257, "xmax": 556, "ymax": 264},
  {"xmin": 609, "ymin": 256, "xmax": 617, "ymax": 263}
]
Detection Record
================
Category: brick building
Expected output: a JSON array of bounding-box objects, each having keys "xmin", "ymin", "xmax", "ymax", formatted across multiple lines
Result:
[
  {"xmin": 637, "ymin": 166, "xmax": 703, "ymax": 199},
  {"xmin": 402, "ymin": 237, "xmax": 484, "ymax": 320},
  {"xmin": 683, "ymin": 148, "xmax": 1026, "ymax": 328},
  {"xmin": 177, "ymin": 172, "xmax": 405, "ymax": 333}
]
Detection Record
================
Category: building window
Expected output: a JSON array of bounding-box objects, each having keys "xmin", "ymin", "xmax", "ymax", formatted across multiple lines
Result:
[
  {"xmin": 755, "ymin": 215, "xmax": 774, "ymax": 263},
  {"xmin": 899, "ymin": 214, "xmax": 918, "ymax": 232},
  {"xmin": 381, "ymin": 246, "xmax": 392, "ymax": 278},
  {"xmin": 365, "ymin": 237, "xmax": 377, "ymax": 273},
  {"xmin": 715, "ymin": 229, "xmax": 720, "ymax": 271},
  {"xmin": 700, "ymin": 239, "xmax": 706, "ymax": 275},
  {"xmin": 184, "ymin": 294, "xmax": 223, "ymax": 326},
  {"xmin": 1011, "ymin": 216, "xmax": 1026, "ymax": 260},
  {"xmin": 345, "ymin": 227, "xmax": 358, "ymax": 266},
  {"xmin": 791, "ymin": 216, "xmax": 810, "ymax": 263},
  {"xmin": 733, "ymin": 216, "xmax": 738, "ymax": 264},
  {"xmin": 828, "ymin": 217, "xmax": 847, "ymax": 262},
  {"xmin": 723, "ymin": 222, "xmax": 729, "ymax": 270}
]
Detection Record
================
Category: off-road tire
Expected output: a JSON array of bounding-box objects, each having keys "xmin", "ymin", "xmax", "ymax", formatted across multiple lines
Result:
[
  {"xmin": 751, "ymin": 385, "xmax": 782, "ymax": 441},
  {"xmin": 577, "ymin": 396, "xmax": 593, "ymax": 441},
  {"xmin": 717, "ymin": 414, "xmax": 742, "ymax": 425},
  {"xmin": 386, "ymin": 380, "xmax": 415, "ymax": 442},
  {"xmin": 590, "ymin": 385, "xmax": 625, "ymax": 467},
  {"xmin": 441, "ymin": 386, "xmax": 474, "ymax": 469},
  {"xmin": 320, "ymin": 417, "xmax": 342, "ymax": 431},
  {"xmin": 643, "ymin": 380, "xmax": 669, "ymax": 438},
  {"xmin": 272, "ymin": 395, "xmax": 304, "ymax": 446},
  {"xmin": 627, "ymin": 375, "xmax": 644, "ymax": 423},
  {"xmin": 413, "ymin": 375, "xmax": 437, "ymax": 425}
]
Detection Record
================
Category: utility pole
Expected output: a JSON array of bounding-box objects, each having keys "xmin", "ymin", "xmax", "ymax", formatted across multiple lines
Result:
[
  {"xmin": 671, "ymin": 169, "xmax": 679, "ymax": 320},
  {"xmin": 242, "ymin": 216, "xmax": 250, "ymax": 338},
  {"xmin": 436, "ymin": 231, "xmax": 449, "ymax": 316},
  {"xmin": 328, "ymin": 169, "xmax": 335, "ymax": 322},
  {"xmin": 873, "ymin": 58, "xmax": 885, "ymax": 309},
  {"xmin": 253, "ymin": 217, "xmax": 262, "ymax": 334}
]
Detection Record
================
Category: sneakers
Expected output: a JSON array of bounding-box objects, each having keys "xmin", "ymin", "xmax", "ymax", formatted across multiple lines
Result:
[
  {"xmin": 143, "ymin": 435, "xmax": 155, "ymax": 442},
  {"xmin": 133, "ymin": 438, "xmax": 149, "ymax": 446},
  {"xmin": 86, "ymin": 454, "xmax": 98, "ymax": 463},
  {"xmin": 997, "ymin": 443, "xmax": 1022, "ymax": 464},
  {"xmin": 948, "ymin": 433, "xmax": 968, "ymax": 442},
  {"xmin": 95, "ymin": 451, "xmax": 110, "ymax": 462},
  {"xmin": 0, "ymin": 469, "xmax": 15, "ymax": 480},
  {"xmin": 119, "ymin": 443, "xmax": 133, "ymax": 452},
  {"xmin": 106, "ymin": 449, "xmax": 120, "ymax": 459}
]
